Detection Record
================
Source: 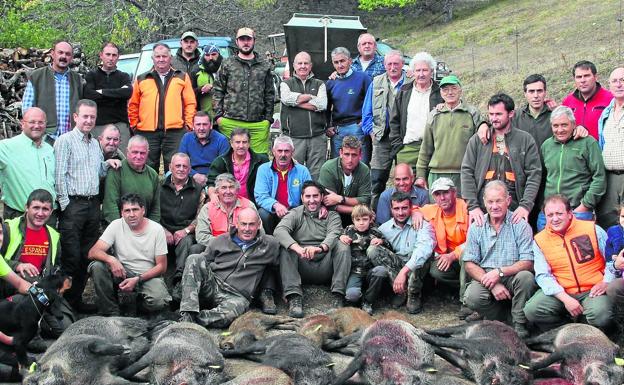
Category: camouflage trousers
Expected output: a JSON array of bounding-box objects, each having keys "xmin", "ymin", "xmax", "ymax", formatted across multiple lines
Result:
[
  {"xmin": 366, "ymin": 245, "xmax": 430, "ymax": 298},
  {"xmin": 179, "ymin": 254, "xmax": 250, "ymax": 328}
]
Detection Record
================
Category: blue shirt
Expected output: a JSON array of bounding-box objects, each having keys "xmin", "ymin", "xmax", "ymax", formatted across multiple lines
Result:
[
  {"xmin": 22, "ymin": 69, "xmax": 72, "ymax": 139},
  {"xmin": 378, "ymin": 217, "xmax": 435, "ymax": 271},
  {"xmin": 534, "ymin": 225, "xmax": 616, "ymax": 296},
  {"xmin": 326, "ymin": 70, "xmax": 371, "ymax": 125},
  {"xmin": 376, "ymin": 186, "xmax": 429, "ymax": 225},
  {"xmin": 352, "ymin": 54, "xmax": 386, "ymax": 79},
  {"xmin": 462, "ymin": 211, "xmax": 534, "ymax": 269},
  {"xmin": 178, "ymin": 130, "xmax": 230, "ymax": 176}
]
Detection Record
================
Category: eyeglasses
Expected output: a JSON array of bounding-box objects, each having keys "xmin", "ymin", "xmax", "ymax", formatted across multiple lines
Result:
[{"xmin": 610, "ymin": 78, "xmax": 624, "ymax": 85}]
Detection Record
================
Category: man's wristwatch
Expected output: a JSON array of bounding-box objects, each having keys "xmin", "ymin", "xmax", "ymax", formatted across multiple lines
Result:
[
  {"xmin": 340, "ymin": 195, "xmax": 346, "ymax": 204},
  {"xmin": 497, "ymin": 268, "xmax": 504, "ymax": 278},
  {"xmin": 184, "ymin": 228, "xmax": 190, "ymax": 235},
  {"xmin": 137, "ymin": 275, "xmax": 144, "ymax": 283}
]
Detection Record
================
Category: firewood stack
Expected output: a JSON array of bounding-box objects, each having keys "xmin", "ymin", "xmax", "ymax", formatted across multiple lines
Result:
[{"xmin": 0, "ymin": 44, "xmax": 89, "ymax": 140}]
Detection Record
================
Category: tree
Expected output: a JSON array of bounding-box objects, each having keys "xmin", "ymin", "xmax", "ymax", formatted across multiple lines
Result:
[{"xmin": 358, "ymin": 0, "xmax": 455, "ymax": 22}]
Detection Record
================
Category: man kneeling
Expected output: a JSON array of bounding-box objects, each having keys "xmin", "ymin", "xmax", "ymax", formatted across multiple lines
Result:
[
  {"xmin": 88, "ymin": 193, "xmax": 171, "ymax": 316},
  {"xmin": 178, "ymin": 207, "xmax": 280, "ymax": 327}
]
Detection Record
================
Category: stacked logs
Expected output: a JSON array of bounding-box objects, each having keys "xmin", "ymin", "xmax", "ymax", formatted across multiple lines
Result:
[{"xmin": 0, "ymin": 44, "xmax": 89, "ymax": 139}]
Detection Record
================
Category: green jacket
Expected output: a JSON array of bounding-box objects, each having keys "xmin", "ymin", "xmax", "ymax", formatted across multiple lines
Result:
[
  {"xmin": 541, "ymin": 136, "xmax": 606, "ymax": 210},
  {"xmin": 273, "ymin": 205, "xmax": 342, "ymax": 250},
  {"xmin": 318, "ymin": 158, "xmax": 371, "ymax": 205},
  {"xmin": 416, "ymin": 101, "xmax": 482, "ymax": 179},
  {"xmin": 3, "ymin": 216, "xmax": 60, "ymax": 275},
  {"xmin": 102, "ymin": 159, "xmax": 161, "ymax": 224}
]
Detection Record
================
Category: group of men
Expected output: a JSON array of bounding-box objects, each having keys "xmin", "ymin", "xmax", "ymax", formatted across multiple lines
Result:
[{"xmin": 1, "ymin": 25, "xmax": 624, "ymax": 347}]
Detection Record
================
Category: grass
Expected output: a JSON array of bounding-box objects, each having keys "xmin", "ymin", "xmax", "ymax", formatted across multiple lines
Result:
[{"xmin": 372, "ymin": 0, "xmax": 623, "ymax": 111}]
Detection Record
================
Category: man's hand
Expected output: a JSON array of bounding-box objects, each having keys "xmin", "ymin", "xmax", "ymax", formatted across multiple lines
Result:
[
  {"xmin": 477, "ymin": 122, "xmax": 490, "ymax": 144},
  {"xmin": 164, "ymin": 229, "xmax": 175, "ymax": 245},
  {"xmin": 173, "ymin": 229, "xmax": 188, "ymax": 245},
  {"xmin": 436, "ymin": 252, "xmax": 456, "ymax": 272},
  {"xmin": 414, "ymin": 177, "xmax": 427, "ymax": 189},
  {"xmin": 411, "ymin": 210, "xmax": 424, "ymax": 230},
  {"xmin": 326, "ymin": 127, "xmax": 337, "ymax": 138},
  {"xmin": 589, "ymin": 281, "xmax": 608, "ymax": 298},
  {"xmin": 561, "ymin": 295, "xmax": 584, "ymax": 318},
  {"xmin": 370, "ymin": 237, "xmax": 384, "ymax": 246},
  {"xmin": 106, "ymin": 159, "xmax": 121, "ymax": 169},
  {"xmin": 490, "ymin": 283, "xmax": 511, "ymax": 301},
  {"xmin": 511, "ymin": 206, "xmax": 529, "ymax": 224},
  {"xmin": 296, "ymin": 94, "xmax": 314, "ymax": 104},
  {"xmin": 0, "ymin": 332, "xmax": 13, "ymax": 346},
  {"xmin": 207, "ymin": 189, "xmax": 218, "ymax": 203},
  {"xmin": 469, "ymin": 207, "xmax": 485, "ymax": 226},
  {"xmin": 573, "ymin": 125, "xmax": 589, "ymax": 139},
  {"xmin": 216, "ymin": 117, "xmax": 223, "ymax": 126},
  {"xmin": 193, "ymin": 173, "xmax": 208, "ymax": 186},
  {"xmin": 273, "ymin": 202, "xmax": 289, "ymax": 218},
  {"xmin": 323, "ymin": 189, "xmax": 343, "ymax": 207},
  {"xmin": 435, "ymin": 102, "xmax": 445, "ymax": 111},
  {"xmin": 393, "ymin": 267, "xmax": 410, "ymax": 294},
  {"xmin": 545, "ymin": 98, "xmax": 558, "ymax": 110},
  {"xmin": 615, "ymin": 249, "xmax": 624, "ymax": 270},
  {"xmin": 328, "ymin": 71, "xmax": 338, "ymax": 80},
  {"xmin": 480, "ymin": 269, "xmax": 501, "ymax": 290},
  {"xmin": 201, "ymin": 84, "xmax": 213, "ymax": 94},
  {"xmin": 304, "ymin": 246, "xmax": 323, "ymax": 260},
  {"xmin": 574, "ymin": 203, "xmax": 591, "ymax": 213},
  {"xmin": 15, "ymin": 263, "xmax": 39, "ymax": 278},
  {"xmin": 339, "ymin": 235, "xmax": 352, "ymax": 245},
  {"xmin": 108, "ymin": 259, "xmax": 126, "ymax": 279},
  {"xmin": 119, "ymin": 276, "xmax": 140, "ymax": 293},
  {"xmin": 291, "ymin": 244, "xmax": 308, "ymax": 259}
]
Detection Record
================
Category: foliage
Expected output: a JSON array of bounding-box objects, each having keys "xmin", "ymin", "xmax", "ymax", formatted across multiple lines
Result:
[
  {"xmin": 358, "ymin": 0, "xmax": 417, "ymax": 11},
  {"xmin": 0, "ymin": 1, "xmax": 61, "ymax": 48}
]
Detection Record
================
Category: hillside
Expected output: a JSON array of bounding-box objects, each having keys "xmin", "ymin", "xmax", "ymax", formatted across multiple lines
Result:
[{"xmin": 373, "ymin": 0, "xmax": 621, "ymax": 110}]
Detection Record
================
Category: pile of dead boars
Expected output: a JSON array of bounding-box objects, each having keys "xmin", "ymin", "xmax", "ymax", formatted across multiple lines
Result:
[{"xmin": 19, "ymin": 308, "xmax": 624, "ymax": 385}]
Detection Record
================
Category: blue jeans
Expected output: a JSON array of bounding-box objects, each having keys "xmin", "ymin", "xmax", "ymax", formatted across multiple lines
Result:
[
  {"xmin": 537, "ymin": 210, "xmax": 594, "ymax": 231},
  {"xmin": 331, "ymin": 123, "xmax": 370, "ymax": 164}
]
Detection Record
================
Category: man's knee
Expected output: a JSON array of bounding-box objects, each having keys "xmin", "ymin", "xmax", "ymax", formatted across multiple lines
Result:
[
  {"xmin": 370, "ymin": 265, "xmax": 388, "ymax": 277},
  {"xmin": 513, "ymin": 270, "xmax": 536, "ymax": 290},
  {"xmin": 464, "ymin": 281, "xmax": 490, "ymax": 309},
  {"xmin": 345, "ymin": 287, "xmax": 362, "ymax": 302},
  {"xmin": 88, "ymin": 261, "xmax": 110, "ymax": 278},
  {"xmin": 607, "ymin": 278, "xmax": 624, "ymax": 299}
]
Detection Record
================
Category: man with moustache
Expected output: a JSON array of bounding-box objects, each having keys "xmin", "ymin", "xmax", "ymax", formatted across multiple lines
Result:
[
  {"xmin": 84, "ymin": 42, "xmax": 133, "ymax": 153},
  {"xmin": 213, "ymin": 27, "xmax": 275, "ymax": 154},
  {"xmin": 461, "ymin": 93, "xmax": 542, "ymax": 227},
  {"xmin": 23, "ymin": 40, "xmax": 83, "ymax": 141},
  {"xmin": 54, "ymin": 99, "xmax": 121, "ymax": 311},
  {"xmin": 171, "ymin": 31, "xmax": 202, "ymax": 74},
  {"xmin": 351, "ymin": 33, "xmax": 385, "ymax": 79},
  {"xmin": 178, "ymin": 111, "xmax": 230, "ymax": 187},
  {"xmin": 0, "ymin": 108, "xmax": 56, "ymax": 220},
  {"xmin": 280, "ymin": 51, "xmax": 327, "ymax": 181},
  {"xmin": 362, "ymin": 50, "xmax": 407, "ymax": 208},
  {"xmin": 102, "ymin": 135, "xmax": 161, "ymax": 224},
  {"xmin": 191, "ymin": 44, "xmax": 223, "ymax": 120},
  {"xmin": 178, "ymin": 207, "xmax": 280, "ymax": 327},
  {"xmin": 254, "ymin": 135, "xmax": 312, "ymax": 234}
]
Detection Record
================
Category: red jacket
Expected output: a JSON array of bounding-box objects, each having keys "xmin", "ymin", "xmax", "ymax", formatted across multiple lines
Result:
[{"xmin": 561, "ymin": 84, "xmax": 612, "ymax": 140}]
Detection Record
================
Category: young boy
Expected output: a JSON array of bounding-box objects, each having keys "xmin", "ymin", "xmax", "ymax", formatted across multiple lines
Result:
[{"xmin": 340, "ymin": 204, "xmax": 389, "ymax": 314}]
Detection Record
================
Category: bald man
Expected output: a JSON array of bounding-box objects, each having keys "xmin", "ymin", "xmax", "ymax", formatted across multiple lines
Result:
[
  {"xmin": 280, "ymin": 51, "xmax": 327, "ymax": 180},
  {"xmin": 0, "ymin": 107, "xmax": 56, "ymax": 221},
  {"xmin": 376, "ymin": 163, "xmax": 429, "ymax": 225}
]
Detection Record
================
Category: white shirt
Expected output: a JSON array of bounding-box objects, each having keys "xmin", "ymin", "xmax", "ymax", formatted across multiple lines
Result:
[{"xmin": 404, "ymin": 85, "xmax": 432, "ymax": 144}]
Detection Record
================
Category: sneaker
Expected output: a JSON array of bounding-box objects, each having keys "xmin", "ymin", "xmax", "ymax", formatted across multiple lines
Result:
[
  {"xmin": 406, "ymin": 294, "xmax": 423, "ymax": 314},
  {"xmin": 330, "ymin": 292, "xmax": 345, "ymax": 309},
  {"xmin": 259, "ymin": 289, "xmax": 277, "ymax": 315},
  {"xmin": 179, "ymin": 311, "xmax": 197, "ymax": 323},
  {"xmin": 457, "ymin": 305, "xmax": 474, "ymax": 320},
  {"xmin": 464, "ymin": 311, "xmax": 483, "ymax": 322},
  {"xmin": 514, "ymin": 322, "xmax": 530, "ymax": 339},
  {"xmin": 361, "ymin": 301, "xmax": 373, "ymax": 315},
  {"xmin": 287, "ymin": 294, "xmax": 304, "ymax": 318}
]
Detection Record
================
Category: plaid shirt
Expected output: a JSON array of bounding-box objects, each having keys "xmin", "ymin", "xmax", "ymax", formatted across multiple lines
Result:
[
  {"xmin": 351, "ymin": 54, "xmax": 386, "ymax": 79},
  {"xmin": 22, "ymin": 70, "xmax": 72, "ymax": 139},
  {"xmin": 54, "ymin": 127, "xmax": 108, "ymax": 210},
  {"xmin": 462, "ymin": 211, "xmax": 534, "ymax": 269}
]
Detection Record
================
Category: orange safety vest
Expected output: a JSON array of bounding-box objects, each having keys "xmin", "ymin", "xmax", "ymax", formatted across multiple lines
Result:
[
  {"xmin": 206, "ymin": 197, "xmax": 254, "ymax": 237},
  {"xmin": 419, "ymin": 198, "xmax": 469, "ymax": 255},
  {"xmin": 534, "ymin": 217, "xmax": 604, "ymax": 294}
]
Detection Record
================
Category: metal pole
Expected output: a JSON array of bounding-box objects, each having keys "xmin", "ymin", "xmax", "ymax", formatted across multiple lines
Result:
[
  {"xmin": 619, "ymin": 0, "xmax": 623, "ymax": 58},
  {"xmin": 515, "ymin": 27, "xmax": 519, "ymax": 72}
]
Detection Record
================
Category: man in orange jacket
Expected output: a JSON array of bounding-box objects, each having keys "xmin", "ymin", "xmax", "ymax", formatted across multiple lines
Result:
[
  {"xmin": 524, "ymin": 194, "xmax": 615, "ymax": 332},
  {"xmin": 128, "ymin": 43, "xmax": 196, "ymax": 173}
]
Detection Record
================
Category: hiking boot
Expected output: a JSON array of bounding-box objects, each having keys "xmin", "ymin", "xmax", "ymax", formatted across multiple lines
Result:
[
  {"xmin": 361, "ymin": 300, "xmax": 373, "ymax": 315},
  {"xmin": 514, "ymin": 322, "xmax": 530, "ymax": 339},
  {"xmin": 74, "ymin": 301, "xmax": 97, "ymax": 314},
  {"xmin": 179, "ymin": 311, "xmax": 197, "ymax": 323},
  {"xmin": 330, "ymin": 292, "xmax": 345, "ymax": 309},
  {"xmin": 406, "ymin": 294, "xmax": 423, "ymax": 314},
  {"xmin": 287, "ymin": 294, "xmax": 304, "ymax": 318},
  {"xmin": 390, "ymin": 293, "xmax": 406, "ymax": 308},
  {"xmin": 259, "ymin": 289, "xmax": 277, "ymax": 315},
  {"xmin": 464, "ymin": 311, "xmax": 483, "ymax": 322},
  {"xmin": 457, "ymin": 305, "xmax": 474, "ymax": 320}
]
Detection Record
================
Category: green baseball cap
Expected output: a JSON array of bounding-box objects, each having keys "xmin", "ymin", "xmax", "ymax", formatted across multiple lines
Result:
[{"xmin": 439, "ymin": 75, "xmax": 461, "ymax": 87}]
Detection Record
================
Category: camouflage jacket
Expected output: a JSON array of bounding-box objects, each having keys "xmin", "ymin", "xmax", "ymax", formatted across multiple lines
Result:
[{"xmin": 212, "ymin": 52, "xmax": 275, "ymax": 123}]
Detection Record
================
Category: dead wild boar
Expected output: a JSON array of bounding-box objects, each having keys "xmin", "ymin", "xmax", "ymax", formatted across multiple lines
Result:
[
  {"xmin": 422, "ymin": 320, "xmax": 532, "ymax": 385},
  {"xmin": 297, "ymin": 314, "xmax": 340, "ymax": 348},
  {"xmin": 221, "ymin": 366, "xmax": 294, "ymax": 385},
  {"xmin": 327, "ymin": 306, "xmax": 375, "ymax": 336},
  {"xmin": 332, "ymin": 319, "xmax": 435, "ymax": 385},
  {"xmin": 529, "ymin": 324, "xmax": 624, "ymax": 385},
  {"xmin": 23, "ymin": 334, "xmax": 143, "ymax": 385},
  {"xmin": 118, "ymin": 321, "xmax": 225, "ymax": 385},
  {"xmin": 220, "ymin": 311, "xmax": 297, "ymax": 350},
  {"xmin": 221, "ymin": 333, "xmax": 335, "ymax": 385}
]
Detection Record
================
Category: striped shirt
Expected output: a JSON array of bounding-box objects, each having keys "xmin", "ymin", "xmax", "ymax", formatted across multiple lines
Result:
[
  {"xmin": 54, "ymin": 127, "xmax": 108, "ymax": 210},
  {"xmin": 601, "ymin": 112, "xmax": 624, "ymax": 170},
  {"xmin": 352, "ymin": 54, "xmax": 386, "ymax": 79},
  {"xmin": 462, "ymin": 211, "xmax": 534, "ymax": 269},
  {"xmin": 22, "ymin": 70, "xmax": 72, "ymax": 138}
]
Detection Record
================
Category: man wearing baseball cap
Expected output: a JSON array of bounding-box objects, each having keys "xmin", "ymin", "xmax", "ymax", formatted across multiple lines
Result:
[
  {"xmin": 412, "ymin": 177, "xmax": 475, "ymax": 319},
  {"xmin": 213, "ymin": 27, "xmax": 275, "ymax": 154},
  {"xmin": 191, "ymin": 44, "xmax": 223, "ymax": 119},
  {"xmin": 172, "ymin": 31, "xmax": 202, "ymax": 73}
]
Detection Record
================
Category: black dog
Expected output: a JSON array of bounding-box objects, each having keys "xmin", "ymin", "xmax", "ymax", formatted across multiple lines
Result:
[{"xmin": 0, "ymin": 273, "xmax": 68, "ymax": 369}]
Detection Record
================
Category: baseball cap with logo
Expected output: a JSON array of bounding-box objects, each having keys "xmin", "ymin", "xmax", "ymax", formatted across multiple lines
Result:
[
  {"xmin": 236, "ymin": 28, "xmax": 255, "ymax": 39},
  {"xmin": 439, "ymin": 75, "xmax": 461, "ymax": 88},
  {"xmin": 430, "ymin": 177, "xmax": 456, "ymax": 194},
  {"xmin": 181, "ymin": 31, "xmax": 198, "ymax": 41}
]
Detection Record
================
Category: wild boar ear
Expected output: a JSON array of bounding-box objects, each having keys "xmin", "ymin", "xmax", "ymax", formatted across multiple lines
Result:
[
  {"xmin": 208, "ymin": 365, "xmax": 223, "ymax": 369},
  {"xmin": 220, "ymin": 331, "xmax": 232, "ymax": 336},
  {"xmin": 326, "ymin": 362, "xmax": 336, "ymax": 367},
  {"xmin": 518, "ymin": 364, "xmax": 530, "ymax": 370},
  {"xmin": 615, "ymin": 357, "xmax": 624, "ymax": 366},
  {"xmin": 424, "ymin": 366, "xmax": 437, "ymax": 373}
]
